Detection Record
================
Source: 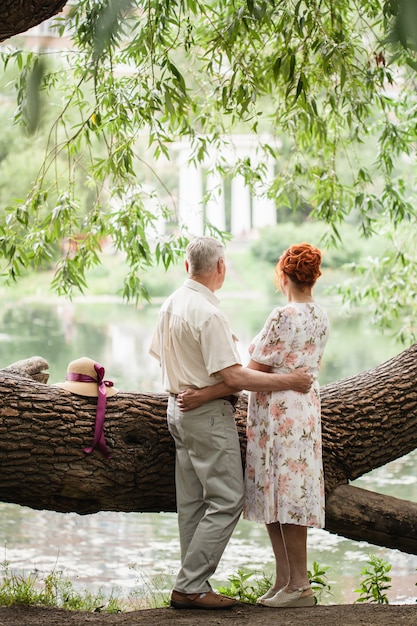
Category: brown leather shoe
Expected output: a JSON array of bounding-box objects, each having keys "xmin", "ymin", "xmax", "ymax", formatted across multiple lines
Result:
[{"xmin": 170, "ymin": 589, "xmax": 237, "ymax": 610}]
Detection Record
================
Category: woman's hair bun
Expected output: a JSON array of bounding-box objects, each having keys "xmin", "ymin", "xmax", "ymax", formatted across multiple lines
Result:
[{"xmin": 276, "ymin": 242, "xmax": 322, "ymax": 287}]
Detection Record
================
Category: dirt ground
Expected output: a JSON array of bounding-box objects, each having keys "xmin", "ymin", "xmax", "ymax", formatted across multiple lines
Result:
[{"xmin": 0, "ymin": 602, "xmax": 416, "ymax": 626}]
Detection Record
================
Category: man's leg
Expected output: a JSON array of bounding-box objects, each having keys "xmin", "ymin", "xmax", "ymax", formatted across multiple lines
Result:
[
  {"xmin": 167, "ymin": 397, "xmax": 206, "ymax": 562},
  {"xmin": 173, "ymin": 400, "xmax": 244, "ymax": 594},
  {"xmin": 173, "ymin": 434, "xmax": 207, "ymax": 562}
]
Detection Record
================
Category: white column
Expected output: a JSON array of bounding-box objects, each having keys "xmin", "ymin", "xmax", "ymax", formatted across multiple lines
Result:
[
  {"xmin": 177, "ymin": 149, "xmax": 204, "ymax": 236},
  {"xmin": 231, "ymin": 174, "xmax": 251, "ymax": 235},
  {"xmin": 205, "ymin": 169, "xmax": 226, "ymax": 231}
]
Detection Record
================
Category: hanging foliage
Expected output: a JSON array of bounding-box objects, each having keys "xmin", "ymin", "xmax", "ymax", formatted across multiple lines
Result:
[{"xmin": 0, "ymin": 1, "xmax": 416, "ymax": 333}]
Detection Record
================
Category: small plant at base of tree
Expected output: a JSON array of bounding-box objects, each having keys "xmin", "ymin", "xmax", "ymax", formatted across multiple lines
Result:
[
  {"xmin": 354, "ymin": 554, "xmax": 392, "ymax": 604},
  {"xmin": 308, "ymin": 561, "xmax": 332, "ymax": 604},
  {"xmin": 217, "ymin": 563, "xmax": 331, "ymax": 605},
  {"xmin": 217, "ymin": 569, "xmax": 259, "ymax": 604}
]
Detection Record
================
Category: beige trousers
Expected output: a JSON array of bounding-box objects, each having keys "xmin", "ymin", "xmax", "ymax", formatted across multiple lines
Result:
[{"xmin": 167, "ymin": 396, "xmax": 244, "ymax": 594}]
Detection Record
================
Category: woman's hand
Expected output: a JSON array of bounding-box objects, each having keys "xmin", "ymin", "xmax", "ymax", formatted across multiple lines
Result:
[{"xmin": 177, "ymin": 388, "xmax": 206, "ymax": 412}]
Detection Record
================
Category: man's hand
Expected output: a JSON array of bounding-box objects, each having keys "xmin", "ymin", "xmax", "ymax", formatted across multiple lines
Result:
[
  {"xmin": 285, "ymin": 367, "xmax": 313, "ymax": 393},
  {"xmin": 177, "ymin": 388, "xmax": 206, "ymax": 412}
]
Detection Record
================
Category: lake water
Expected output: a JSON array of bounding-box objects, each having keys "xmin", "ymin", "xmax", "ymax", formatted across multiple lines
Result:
[{"xmin": 0, "ymin": 294, "xmax": 416, "ymax": 607}]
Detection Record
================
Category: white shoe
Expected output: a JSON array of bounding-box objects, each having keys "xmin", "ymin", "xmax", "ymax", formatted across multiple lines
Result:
[
  {"xmin": 256, "ymin": 587, "xmax": 282, "ymax": 604},
  {"xmin": 260, "ymin": 585, "xmax": 315, "ymax": 608}
]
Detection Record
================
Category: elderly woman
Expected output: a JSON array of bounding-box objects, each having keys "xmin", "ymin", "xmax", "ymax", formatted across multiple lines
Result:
[{"xmin": 244, "ymin": 242, "xmax": 329, "ymax": 607}]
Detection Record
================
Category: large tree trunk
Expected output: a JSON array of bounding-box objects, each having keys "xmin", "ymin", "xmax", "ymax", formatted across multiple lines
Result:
[
  {"xmin": 0, "ymin": 1, "xmax": 68, "ymax": 43},
  {"xmin": 1, "ymin": 345, "xmax": 417, "ymax": 555}
]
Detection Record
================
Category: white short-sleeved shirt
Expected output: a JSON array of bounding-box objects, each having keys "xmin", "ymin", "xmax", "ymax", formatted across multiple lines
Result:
[{"xmin": 149, "ymin": 279, "xmax": 241, "ymax": 394}]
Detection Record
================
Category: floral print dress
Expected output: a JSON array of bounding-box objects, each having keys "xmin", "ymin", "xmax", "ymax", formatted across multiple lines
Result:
[{"xmin": 243, "ymin": 302, "xmax": 330, "ymax": 528}]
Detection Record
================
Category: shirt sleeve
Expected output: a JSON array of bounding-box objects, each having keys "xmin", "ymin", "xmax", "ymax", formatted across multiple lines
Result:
[
  {"xmin": 250, "ymin": 307, "xmax": 294, "ymax": 369},
  {"xmin": 148, "ymin": 325, "xmax": 161, "ymax": 363},
  {"xmin": 200, "ymin": 312, "xmax": 241, "ymax": 376}
]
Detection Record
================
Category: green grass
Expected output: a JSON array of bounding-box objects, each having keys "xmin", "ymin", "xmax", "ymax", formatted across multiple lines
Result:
[
  {"xmin": 0, "ymin": 556, "xmax": 409, "ymax": 611},
  {"xmin": 0, "ymin": 562, "xmax": 124, "ymax": 612}
]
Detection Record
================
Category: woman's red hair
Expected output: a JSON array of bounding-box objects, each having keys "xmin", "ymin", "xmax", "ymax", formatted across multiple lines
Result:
[{"xmin": 274, "ymin": 242, "xmax": 322, "ymax": 288}]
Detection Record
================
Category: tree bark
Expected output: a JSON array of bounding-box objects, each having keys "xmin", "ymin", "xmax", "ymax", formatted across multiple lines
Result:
[
  {"xmin": 1, "ymin": 344, "xmax": 417, "ymax": 554},
  {"xmin": 325, "ymin": 484, "xmax": 417, "ymax": 554},
  {"xmin": 0, "ymin": 1, "xmax": 68, "ymax": 43},
  {"xmin": 320, "ymin": 344, "xmax": 417, "ymax": 491}
]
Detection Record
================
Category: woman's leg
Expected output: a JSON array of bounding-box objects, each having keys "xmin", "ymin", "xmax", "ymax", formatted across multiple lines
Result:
[
  {"xmin": 260, "ymin": 522, "xmax": 313, "ymax": 607},
  {"xmin": 279, "ymin": 523, "xmax": 310, "ymax": 592},
  {"xmin": 265, "ymin": 522, "xmax": 290, "ymax": 591},
  {"xmin": 266, "ymin": 522, "xmax": 311, "ymax": 591}
]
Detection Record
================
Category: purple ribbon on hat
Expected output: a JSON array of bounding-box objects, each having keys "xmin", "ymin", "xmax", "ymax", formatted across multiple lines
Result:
[{"xmin": 66, "ymin": 363, "xmax": 114, "ymax": 459}]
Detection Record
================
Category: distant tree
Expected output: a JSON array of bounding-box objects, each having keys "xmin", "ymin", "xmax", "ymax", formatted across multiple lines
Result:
[{"xmin": 1, "ymin": 1, "xmax": 417, "ymax": 337}]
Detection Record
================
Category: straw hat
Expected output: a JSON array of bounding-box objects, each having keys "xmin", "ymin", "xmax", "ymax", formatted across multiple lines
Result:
[{"xmin": 54, "ymin": 356, "xmax": 119, "ymax": 397}]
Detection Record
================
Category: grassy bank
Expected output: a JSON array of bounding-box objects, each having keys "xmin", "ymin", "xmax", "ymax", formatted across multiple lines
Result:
[{"xmin": 0, "ymin": 554, "xmax": 405, "ymax": 612}]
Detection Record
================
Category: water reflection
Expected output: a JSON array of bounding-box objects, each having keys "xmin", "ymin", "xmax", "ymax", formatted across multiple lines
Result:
[
  {"xmin": 0, "ymin": 301, "xmax": 162, "ymax": 393},
  {"xmin": 0, "ymin": 297, "xmax": 401, "ymax": 389},
  {"xmin": 0, "ymin": 298, "xmax": 416, "ymax": 605}
]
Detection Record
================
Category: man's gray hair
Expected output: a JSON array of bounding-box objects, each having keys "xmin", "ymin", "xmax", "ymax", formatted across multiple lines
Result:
[{"xmin": 186, "ymin": 237, "xmax": 225, "ymax": 275}]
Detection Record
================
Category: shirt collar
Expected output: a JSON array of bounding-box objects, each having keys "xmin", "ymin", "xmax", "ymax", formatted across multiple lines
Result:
[{"xmin": 184, "ymin": 278, "xmax": 220, "ymax": 306}]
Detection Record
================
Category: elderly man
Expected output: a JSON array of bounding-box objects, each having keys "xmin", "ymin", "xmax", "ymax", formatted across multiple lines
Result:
[{"xmin": 149, "ymin": 236, "xmax": 312, "ymax": 610}]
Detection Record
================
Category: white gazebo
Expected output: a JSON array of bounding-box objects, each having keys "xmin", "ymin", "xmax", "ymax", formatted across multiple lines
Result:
[{"xmin": 175, "ymin": 134, "xmax": 281, "ymax": 236}]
